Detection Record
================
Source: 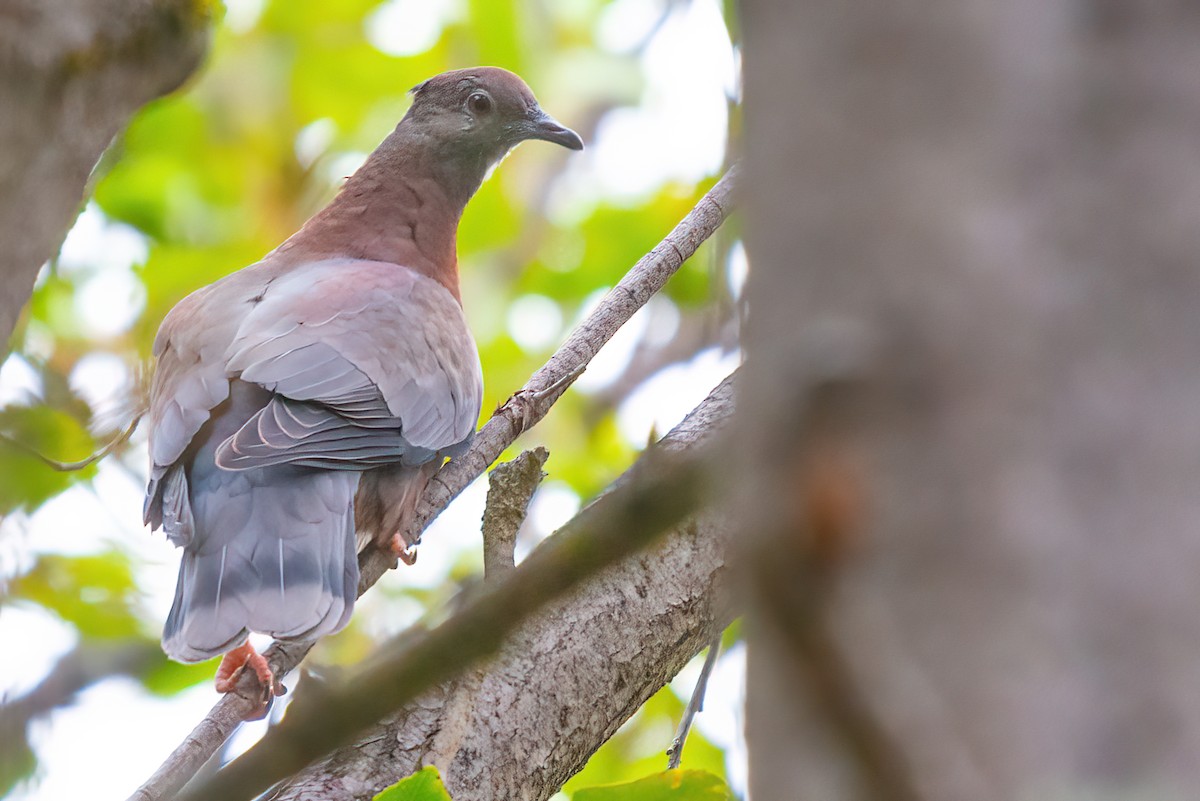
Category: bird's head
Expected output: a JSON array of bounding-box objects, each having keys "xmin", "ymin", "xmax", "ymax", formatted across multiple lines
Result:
[{"xmin": 403, "ymin": 67, "xmax": 583, "ymax": 169}]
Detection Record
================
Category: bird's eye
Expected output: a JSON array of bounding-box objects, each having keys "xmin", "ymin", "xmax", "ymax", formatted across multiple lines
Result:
[{"xmin": 467, "ymin": 92, "xmax": 493, "ymax": 116}]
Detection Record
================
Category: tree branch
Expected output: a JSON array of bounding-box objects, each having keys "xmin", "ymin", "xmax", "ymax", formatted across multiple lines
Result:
[
  {"xmin": 481, "ymin": 447, "xmax": 548, "ymax": 580},
  {"xmin": 666, "ymin": 633, "xmax": 722, "ymax": 770},
  {"xmin": 0, "ymin": 640, "xmax": 162, "ymax": 794},
  {"xmin": 127, "ymin": 167, "xmax": 737, "ymax": 801},
  {"xmin": 199, "ymin": 373, "xmax": 738, "ymax": 801},
  {"xmin": 0, "ymin": 0, "xmax": 211, "ymax": 351}
]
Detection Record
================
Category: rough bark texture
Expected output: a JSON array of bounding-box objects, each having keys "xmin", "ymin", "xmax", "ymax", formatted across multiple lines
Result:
[
  {"xmin": 269, "ymin": 378, "xmax": 737, "ymax": 801},
  {"xmin": 740, "ymin": 1, "xmax": 1200, "ymax": 799},
  {"xmin": 0, "ymin": 0, "xmax": 210, "ymax": 350},
  {"xmin": 482, "ymin": 447, "xmax": 548, "ymax": 580}
]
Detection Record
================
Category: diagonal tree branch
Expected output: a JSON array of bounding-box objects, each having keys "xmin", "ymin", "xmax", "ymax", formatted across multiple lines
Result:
[
  {"xmin": 127, "ymin": 167, "xmax": 736, "ymax": 801},
  {"xmin": 181, "ymin": 373, "xmax": 737, "ymax": 801}
]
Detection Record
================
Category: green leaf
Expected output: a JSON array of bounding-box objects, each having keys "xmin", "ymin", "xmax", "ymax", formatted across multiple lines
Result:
[
  {"xmin": 373, "ymin": 766, "xmax": 454, "ymax": 801},
  {"xmin": 139, "ymin": 651, "xmax": 221, "ymax": 696},
  {"xmin": 0, "ymin": 728, "xmax": 36, "ymax": 801},
  {"xmin": 7, "ymin": 552, "xmax": 144, "ymax": 640},
  {"xmin": 563, "ymin": 680, "xmax": 730, "ymax": 794},
  {"xmin": 0, "ymin": 404, "xmax": 96, "ymax": 513},
  {"xmin": 575, "ymin": 770, "xmax": 732, "ymax": 801}
]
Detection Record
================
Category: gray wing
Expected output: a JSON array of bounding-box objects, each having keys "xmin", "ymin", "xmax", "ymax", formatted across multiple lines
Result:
[
  {"xmin": 217, "ymin": 258, "xmax": 482, "ymax": 471},
  {"xmin": 144, "ymin": 280, "xmax": 240, "ymax": 542}
]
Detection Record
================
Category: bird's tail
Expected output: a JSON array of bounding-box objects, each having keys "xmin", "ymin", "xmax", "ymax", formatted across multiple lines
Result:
[{"xmin": 162, "ymin": 464, "xmax": 360, "ymax": 663}]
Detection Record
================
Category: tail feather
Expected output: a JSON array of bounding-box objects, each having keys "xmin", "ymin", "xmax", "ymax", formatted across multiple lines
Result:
[
  {"xmin": 160, "ymin": 381, "xmax": 360, "ymax": 663},
  {"xmin": 162, "ymin": 468, "xmax": 359, "ymax": 662}
]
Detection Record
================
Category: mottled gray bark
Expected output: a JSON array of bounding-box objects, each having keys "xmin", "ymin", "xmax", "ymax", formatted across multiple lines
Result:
[
  {"xmin": 740, "ymin": 1, "xmax": 1200, "ymax": 799},
  {"xmin": 269, "ymin": 377, "xmax": 737, "ymax": 801},
  {"xmin": 0, "ymin": 0, "xmax": 210, "ymax": 350},
  {"xmin": 481, "ymin": 447, "xmax": 548, "ymax": 580}
]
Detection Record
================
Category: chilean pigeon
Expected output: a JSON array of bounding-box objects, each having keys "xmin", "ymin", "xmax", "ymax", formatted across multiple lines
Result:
[{"xmin": 143, "ymin": 67, "xmax": 583, "ymax": 695}]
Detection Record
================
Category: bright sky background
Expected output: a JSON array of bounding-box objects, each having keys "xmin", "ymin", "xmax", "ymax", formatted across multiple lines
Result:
[{"xmin": 0, "ymin": 1, "xmax": 746, "ymax": 798}]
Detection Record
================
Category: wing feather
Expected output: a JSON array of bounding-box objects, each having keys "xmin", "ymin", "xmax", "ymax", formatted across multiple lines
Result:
[
  {"xmin": 146, "ymin": 258, "xmax": 482, "ymax": 518},
  {"xmin": 215, "ymin": 259, "xmax": 480, "ymax": 471}
]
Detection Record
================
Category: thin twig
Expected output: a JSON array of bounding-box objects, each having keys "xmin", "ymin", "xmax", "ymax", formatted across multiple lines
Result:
[
  {"xmin": 127, "ymin": 167, "xmax": 737, "ymax": 801},
  {"xmin": 482, "ymin": 447, "xmax": 548, "ymax": 581},
  {"xmin": 0, "ymin": 411, "xmax": 142, "ymax": 472},
  {"xmin": 666, "ymin": 632, "xmax": 722, "ymax": 770},
  {"xmin": 0, "ymin": 640, "xmax": 161, "ymax": 721}
]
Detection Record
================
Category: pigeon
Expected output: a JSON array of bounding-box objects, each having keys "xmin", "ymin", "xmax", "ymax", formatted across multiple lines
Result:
[{"xmin": 143, "ymin": 67, "xmax": 583, "ymax": 695}]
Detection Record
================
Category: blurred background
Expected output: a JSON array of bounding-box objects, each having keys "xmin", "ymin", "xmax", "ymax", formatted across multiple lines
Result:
[{"xmin": 0, "ymin": 0, "xmax": 745, "ymax": 797}]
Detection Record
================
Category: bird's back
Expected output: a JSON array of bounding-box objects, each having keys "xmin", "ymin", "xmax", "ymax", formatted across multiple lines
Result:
[{"xmin": 146, "ymin": 258, "xmax": 481, "ymax": 660}]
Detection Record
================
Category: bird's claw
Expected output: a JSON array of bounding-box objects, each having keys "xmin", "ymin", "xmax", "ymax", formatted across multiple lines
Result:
[
  {"xmin": 390, "ymin": 533, "xmax": 418, "ymax": 565},
  {"xmin": 243, "ymin": 679, "xmax": 286, "ymax": 721},
  {"xmin": 214, "ymin": 641, "xmax": 282, "ymax": 717}
]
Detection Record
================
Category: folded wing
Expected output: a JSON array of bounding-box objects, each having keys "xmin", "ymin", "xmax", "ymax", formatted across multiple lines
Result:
[{"xmin": 219, "ymin": 258, "xmax": 482, "ymax": 470}]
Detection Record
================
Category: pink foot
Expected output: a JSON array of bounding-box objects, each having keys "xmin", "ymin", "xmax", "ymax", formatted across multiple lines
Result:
[
  {"xmin": 390, "ymin": 533, "xmax": 418, "ymax": 565},
  {"xmin": 214, "ymin": 641, "xmax": 278, "ymax": 700}
]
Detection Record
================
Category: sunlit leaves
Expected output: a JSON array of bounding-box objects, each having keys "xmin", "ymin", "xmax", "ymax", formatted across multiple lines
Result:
[
  {"xmin": 97, "ymin": 100, "xmax": 235, "ymax": 242},
  {"xmin": 373, "ymin": 766, "xmax": 453, "ymax": 801},
  {"xmin": 463, "ymin": 0, "xmax": 522, "ymax": 69},
  {"xmin": 517, "ymin": 185, "xmax": 716, "ymax": 308},
  {"xmin": 140, "ymin": 651, "xmax": 221, "ymax": 696},
  {"xmin": 575, "ymin": 770, "xmax": 733, "ymax": 801},
  {"xmin": 6, "ymin": 553, "xmax": 142, "ymax": 639},
  {"xmin": 0, "ymin": 731, "xmax": 36, "ymax": 801},
  {"xmin": 0, "ymin": 405, "xmax": 95, "ymax": 513},
  {"xmin": 372, "ymin": 766, "xmax": 736, "ymax": 801},
  {"xmin": 563, "ymin": 683, "xmax": 730, "ymax": 796}
]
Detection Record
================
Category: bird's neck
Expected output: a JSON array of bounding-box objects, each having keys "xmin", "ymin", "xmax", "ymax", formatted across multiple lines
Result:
[{"xmin": 272, "ymin": 125, "xmax": 488, "ymax": 302}]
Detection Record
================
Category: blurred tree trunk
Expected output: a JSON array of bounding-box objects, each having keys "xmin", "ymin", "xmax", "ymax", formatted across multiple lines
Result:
[
  {"xmin": 739, "ymin": 1, "xmax": 1200, "ymax": 799},
  {"xmin": 0, "ymin": 0, "xmax": 210, "ymax": 351}
]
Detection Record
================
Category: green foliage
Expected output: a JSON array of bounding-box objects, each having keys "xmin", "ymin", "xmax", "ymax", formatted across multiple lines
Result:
[
  {"xmin": 139, "ymin": 651, "xmax": 223, "ymax": 696},
  {"xmin": 373, "ymin": 766, "xmax": 453, "ymax": 801},
  {"xmin": 564, "ymin": 681, "xmax": 730, "ymax": 796},
  {"xmin": 6, "ymin": 553, "xmax": 143, "ymax": 639},
  {"xmin": 575, "ymin": 769, "xmax": 733, "ymax": 801},
  {"xmin": 0, "ymin": 405, "xmax": 95, "ymax": 513},
  {"xmin": 0, "ymin": 732, "xmax": 36, "ymax": 801}
]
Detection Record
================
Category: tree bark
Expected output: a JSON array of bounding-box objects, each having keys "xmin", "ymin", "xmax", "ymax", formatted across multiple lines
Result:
[
  {"xmin": 740, "ymin": 1, "xmax": 1200, "ymax": 799},
  {"xmin": 268, "ymin": 377, "xmax": 738, "ymax": 801},
  {"xmin": 0, "ymin": 0, "xmax": 210, "ymax": 350}
]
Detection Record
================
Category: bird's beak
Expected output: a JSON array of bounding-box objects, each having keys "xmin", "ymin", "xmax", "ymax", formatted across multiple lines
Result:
[{"xmin": 526, "ymin": 109, "xmax": 584, "ymax": 151}]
